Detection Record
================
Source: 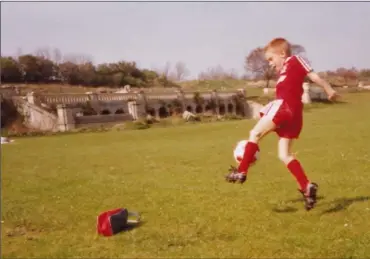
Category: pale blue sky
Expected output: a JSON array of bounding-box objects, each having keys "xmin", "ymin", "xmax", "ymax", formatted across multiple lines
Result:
[{"xmin": 1, "ymin": 1, "xmax": 369, "ymax": 79}]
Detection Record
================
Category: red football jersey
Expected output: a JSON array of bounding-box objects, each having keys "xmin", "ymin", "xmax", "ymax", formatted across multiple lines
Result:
[{"xmin": 275, "ymin": 55, "xmax": 313, "ymax": 110}]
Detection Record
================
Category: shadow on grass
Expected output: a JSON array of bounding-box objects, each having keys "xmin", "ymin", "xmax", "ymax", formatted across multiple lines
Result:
[
  {"xmin": 321, "ymin": 196, "xmax": 370, "ymax": 214},
  {"xmin": 310, "ymin": 99, "xmax": 348, "ymax": 105},
  {"xmin": 287, "ymin": 195, "xmax": 326, "ymax": 203},
  {"xmin": 271, "ymin": 196, "xmax": 326, "ymax": 214},
  {"xmin": 272, "ymin": 206, "xmax": 298, "ymax": 213}
]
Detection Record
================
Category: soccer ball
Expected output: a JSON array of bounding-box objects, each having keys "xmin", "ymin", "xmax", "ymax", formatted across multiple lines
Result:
[{"xmin": 233, "ymin": 140, "xmax": 259, "ymax": 165}]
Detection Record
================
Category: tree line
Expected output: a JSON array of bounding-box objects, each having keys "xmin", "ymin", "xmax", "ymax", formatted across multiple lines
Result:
[
  {"xmin": 0, "ymin": 48, "xmax": 190, "ymax": 88},
  {"xmin": 1, "ymin": 46, "xmax": 369, "ymax": 88}
]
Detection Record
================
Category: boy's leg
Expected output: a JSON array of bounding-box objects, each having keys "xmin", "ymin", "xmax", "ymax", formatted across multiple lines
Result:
[
  {"xmin": 226, "ymin": 116, "xmax": 275, "ymax": 184},
  {"xmin": 278, "ymin": 138, "xmax": 309, "ymax": 191},
  {"xmin": 278, "ymin": 137, "xmax": 318, "ymax": 210},
  {"xmin": 237, "ymin": 116, "xmax": 276, "ymax": 174},
  {"xmin": 226, "ymin": 100, "xmax": 282, "ymax": 184},
  {"xmin": 237, "ymin": 99, "xmax": 289, "ymax": 175}
]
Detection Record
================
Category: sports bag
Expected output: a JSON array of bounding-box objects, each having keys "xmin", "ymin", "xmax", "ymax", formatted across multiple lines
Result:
[{"xmin": 97, "ymin": 208, "xmax": 140, "ymax": 236}]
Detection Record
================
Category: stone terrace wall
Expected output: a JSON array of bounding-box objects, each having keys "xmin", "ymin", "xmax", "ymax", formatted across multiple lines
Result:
[{"xmin": 9, "ymin": 88, "xmax": 248, "ymax": 132}]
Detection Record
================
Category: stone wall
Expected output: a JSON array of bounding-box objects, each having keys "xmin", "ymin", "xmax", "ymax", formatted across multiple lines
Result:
[
  {"xmin": 12, "ymin": 96, "xmax": 59, "ymax": 132},
  {"xmin": 9, "ymin": 88, "xmax": 248, "ymax": 132},
  {"xmin": 1, "ymin": 82, "xmax": 340, "ymax": 133}
]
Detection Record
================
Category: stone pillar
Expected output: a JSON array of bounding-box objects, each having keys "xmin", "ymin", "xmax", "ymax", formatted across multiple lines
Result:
[
  {"xmin": 128, "ymin": 101, "xmax": 138, "ymax": 120},
  {"xmin": 176, "ymin": 90, "xmax": 186, "ymax": 112},
  {"xmin": 88, "ymin": 93, "xmax": 100, "ymax": 113},
  {"xmin": 135, "ymin": 92, "xmax": 147, "ymax": 119},
  {"xmin": 238, "ymin": 88, "xmax": 248, "ymax": 117},
  {"xmin": 128, "ymin": 101, "xmax": 133, "ymax": 118},
  {"xmin": 302, "ymin": 82, "xmax": 311, "ymax": 104},
  {"xmin": 154, "ymin": 107, "xmax": 159, "ymax": 120},
  {"xmin": 212, "ymin": 90, "xmax": 220, "ymax": 115},
  {"xmin": 57, "ymin": 104, "xmax": 75, "ymax": 131},
  {"xmin": 202, "ymin": 104, "xmax": 207, "ymax": 113},
  {"xmin": 88, "ymin": 93, "xmax": 98, "ymax": 101},
  {"xmin": 26, "ymin": 92, "xmax": 36, "ymax": 104},
  {"xmin": 232, "ymin": 102, "xmax": 237, "ymax": 115}
]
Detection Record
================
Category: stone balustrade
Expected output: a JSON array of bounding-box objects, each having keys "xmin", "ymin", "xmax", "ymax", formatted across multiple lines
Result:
[{"xmin": 16, "ymin": 88, "xmax": 248, "ymax": 132}]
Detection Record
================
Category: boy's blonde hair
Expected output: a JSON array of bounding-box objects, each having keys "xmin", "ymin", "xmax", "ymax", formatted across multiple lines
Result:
[{"xmin": 264, "ymin": 38, "xmax": 292, "ymax": 57}]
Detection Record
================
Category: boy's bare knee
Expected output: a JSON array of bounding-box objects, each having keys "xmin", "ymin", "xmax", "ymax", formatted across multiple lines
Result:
[
  {"xmin": 249, "ymin": 129, "xmax": 262, "ymax": 142},
  {"xmin": 278, "ymin": 153, "xmax": 294, "ymax": 164},
  {"xmin": 278, "ymin": 153, "xmax": 288, "ymax": 162}
]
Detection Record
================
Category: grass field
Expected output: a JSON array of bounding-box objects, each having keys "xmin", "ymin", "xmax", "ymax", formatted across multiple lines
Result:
[{"xmin": 2, "ymin": 92, "xmax": 370, "ymax": 258}]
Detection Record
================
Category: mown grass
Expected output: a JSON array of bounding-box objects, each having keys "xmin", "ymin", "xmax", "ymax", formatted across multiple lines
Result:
[{"xmin": 1, "ymin": 92, "xmax": 370, "ymax": 258}]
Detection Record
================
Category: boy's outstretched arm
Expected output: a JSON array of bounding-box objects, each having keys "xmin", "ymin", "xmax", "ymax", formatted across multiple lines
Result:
[{"xmin": 307, "ymin": 71, "xmax": 339, "ymax": 101}]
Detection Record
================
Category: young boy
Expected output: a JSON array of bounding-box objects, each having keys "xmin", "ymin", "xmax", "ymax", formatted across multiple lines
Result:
[{"xmin": 226, "ymin": 38, "xmax": 338, "ymax": 211}]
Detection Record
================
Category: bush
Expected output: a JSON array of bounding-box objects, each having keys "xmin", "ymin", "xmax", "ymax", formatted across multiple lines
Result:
[{"xmin": 1, "ymin": 99, "xmax": 20, "ymax": 128}]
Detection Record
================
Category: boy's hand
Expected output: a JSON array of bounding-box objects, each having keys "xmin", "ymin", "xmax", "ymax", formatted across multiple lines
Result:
[
  {"xmin": 307, "ymin": 72, "xmax": 340, "ymax": 102},
  {"xmin": 327, "ymin": 88, "xmax": 339, "ymax": 101}
]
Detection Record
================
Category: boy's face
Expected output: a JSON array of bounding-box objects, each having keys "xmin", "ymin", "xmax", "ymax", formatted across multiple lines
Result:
[{"xmin": 265, "ymin": 49, "xmax": 286, "ymax": 73}]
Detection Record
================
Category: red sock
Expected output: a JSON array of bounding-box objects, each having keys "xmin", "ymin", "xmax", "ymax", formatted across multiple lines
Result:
[
  {"xmin": 287, "ymin": 159, "xmax": 309, "ymax": 191},
  {"xmin": 238, "ymin": 141, "xmax": 259, "ymax": 174}
]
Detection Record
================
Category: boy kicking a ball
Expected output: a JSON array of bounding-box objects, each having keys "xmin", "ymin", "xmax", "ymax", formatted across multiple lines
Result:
[{"xmin": 226, "ymin": 38, "xmax": 338, "ymax": 211}]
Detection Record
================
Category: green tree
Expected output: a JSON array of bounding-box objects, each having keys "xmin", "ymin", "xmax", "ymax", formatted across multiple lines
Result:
[{"xmin": 1, "ymin": 56, "xmax": 22, "ymax": 83}]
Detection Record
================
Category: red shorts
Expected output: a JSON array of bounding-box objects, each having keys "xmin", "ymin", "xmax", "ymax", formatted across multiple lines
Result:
[{"xmin": 259, "ymin": 99, "xmax": 303, "ymax": 139}]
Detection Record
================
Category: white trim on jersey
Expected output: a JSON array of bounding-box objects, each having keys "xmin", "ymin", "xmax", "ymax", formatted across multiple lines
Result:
[
  {"xmin": 284, "ymin": 56, "xmax": 292, "ymax": 64},
  {"xmin": 296, "ymin": 55, "xmax": 313, "ymax": 73}
]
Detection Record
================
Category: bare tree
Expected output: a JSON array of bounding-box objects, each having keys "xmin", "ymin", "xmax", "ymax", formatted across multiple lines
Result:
[
  {"xmin": 152, "ymin": 61, "xmax": 172, "ymax": 78},
  {"xmin": 63, "ymin": 53, "xmax": 93, "ymax": 64},
  {"xmin": 291, "ymin": 44, "xmax": 306, "ymax": 56},
  {"xmin": 34, "ymin": 47, "xmax": 52, "ymax": 60},
  {"xmin": 15, "ymin": 47, "xmax": 23, "ymax": 59},
  {"xmin": 168, "ymin": 72, "xmax": 177, "ymax": 81},
  {"xmin": 229, "ymin": 68, "xmax": 239, "ymax": 79},
  {"xmin": 244, "ymin": 47, "xmax": 275, "ymax": 87},
  {"xmin": 52, "ymin": 48, "xmax": 63, "ymax": 64},
  {"xmin": 174, "ymin": 61, "xmax": 189, "ymax": 81},
  {"xmin": 151, "ymin": 62, "xmax": 175, "ymax": 87},
  {"xmin": 244, "ymin": 43, "xmax": 306, "ymax": 88},
  {"xmin": 162, "ymin": 61, "xmax": 171, "ymax": 78},
  {"xmin": 198, "ymin": 65, "xmax": 238, "ymax": 80}
]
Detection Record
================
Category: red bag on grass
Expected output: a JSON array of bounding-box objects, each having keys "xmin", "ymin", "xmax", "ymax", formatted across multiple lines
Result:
[{"xmin": 97, "ymin": 208, "xmax": 140, "ymax": 237}]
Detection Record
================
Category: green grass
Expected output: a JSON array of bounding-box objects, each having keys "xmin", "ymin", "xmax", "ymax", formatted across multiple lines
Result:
[{"xmin": 2, "ymin": 92, "xmax": 370, "ymax": 258}]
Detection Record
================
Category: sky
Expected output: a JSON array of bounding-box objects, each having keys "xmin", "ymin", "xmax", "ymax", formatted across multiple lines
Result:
[{"xmin": 1, "ymin": 1, "xmax": 370, "ymax": 79}]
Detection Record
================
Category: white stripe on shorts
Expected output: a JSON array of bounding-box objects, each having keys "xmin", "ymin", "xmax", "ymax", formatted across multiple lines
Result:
[{"xmin": 262, "ymin": 99, "xmax": 283, "ymax": 120}]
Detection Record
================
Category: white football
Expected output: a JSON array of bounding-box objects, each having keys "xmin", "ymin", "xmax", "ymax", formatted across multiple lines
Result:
[{"xmin": 233, "ymin": 140, "xmax": 259, "ymax": 165}]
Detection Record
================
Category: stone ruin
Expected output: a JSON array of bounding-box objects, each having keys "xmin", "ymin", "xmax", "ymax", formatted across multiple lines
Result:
[{"xmin": 1, "ymin": 86, "xmax": 254, "ymax": 132}]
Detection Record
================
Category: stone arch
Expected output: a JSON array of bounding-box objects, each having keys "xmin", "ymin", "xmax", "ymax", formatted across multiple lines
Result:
[
  {"xmin": 167, "ymin": 104, "xmax": 174, "ymax": 116},
  {"xmin": 235, "ymin": 102, "xmax": 244, "ymax": 116},
  {"xmin": 219, "ymin": 103, "xmax": 226, "ymax": 115},
  {"xmin": 186, "ymin": 105, "xmax": 193, "ymax": 112},
  {"xmin": 101, "ymin": 109, "xmax": 111, "ymax": 115},
  {"xmin": 82, "ymin": 110, "xmax": 97, "ymax": 116},
  {"xmin": 81, "ymin": 105, "xmax": 98, "ymax": 116},
  {"xmin": 205, "ymin": 103, "xmax": 212, "ymax": 113},
  {"xmin": 158, "ymin": 106, "xmax": 169, "ymax": 118},
  {"xmin": 227, "ymin": 103, "xmax": 234, "ymax": 114},
  {"xmin": 195, "ymin": 105, "xmax": 203, "ymax": 114},
  {"xmin": 115, "ymin": 108, "xmax": 124, "ymax": 114}
]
